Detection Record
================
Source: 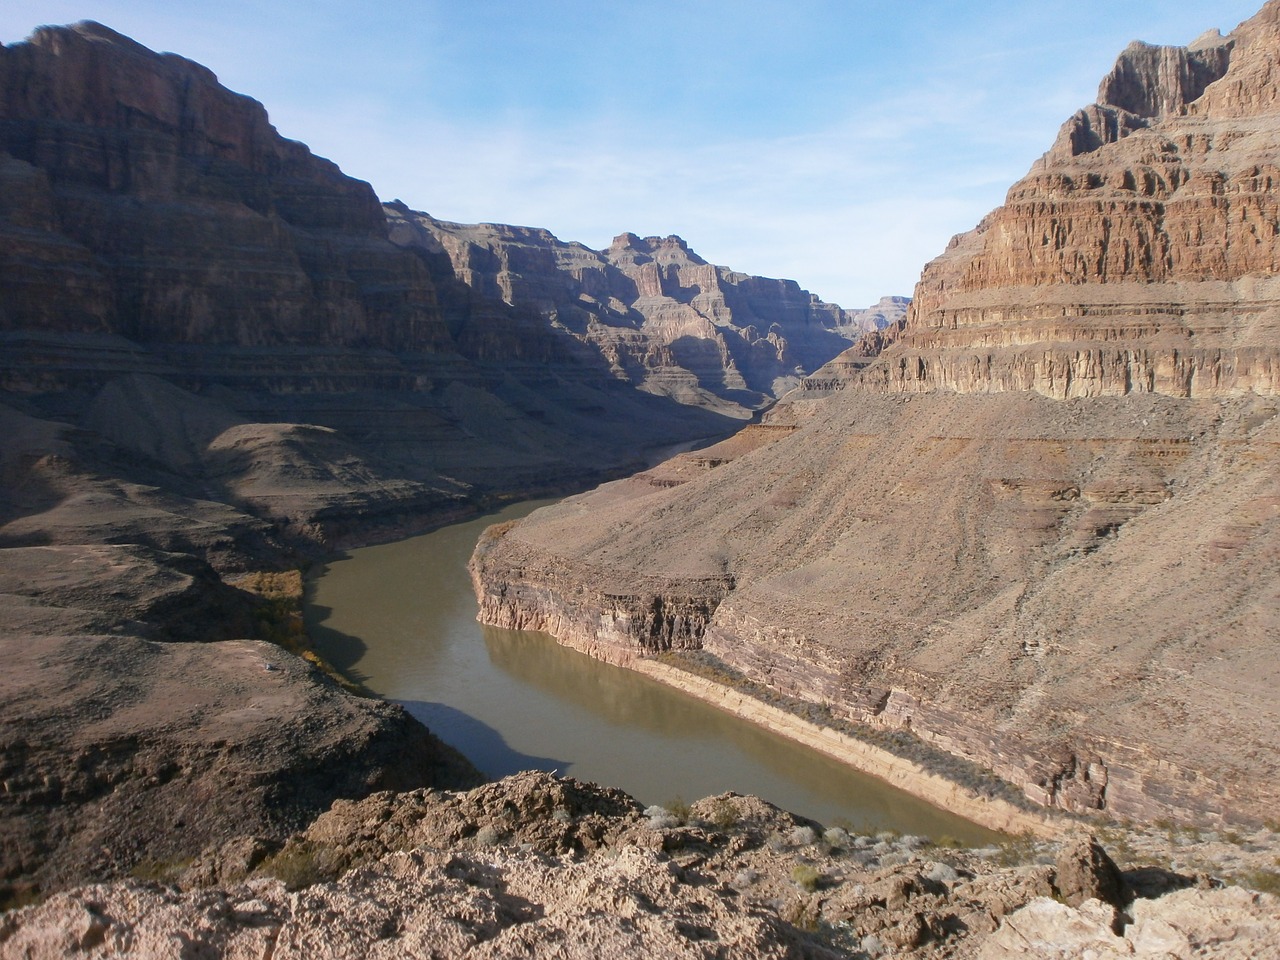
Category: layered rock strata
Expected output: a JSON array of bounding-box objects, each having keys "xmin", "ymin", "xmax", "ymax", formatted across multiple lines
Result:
[
  {"xmin": 390, "ymin": 206, "xmax": 907, "ymax": 416},
  {"xmin": 0, "ymin": 22, "xmax": 449, "ymax": 351},
  {"xmin": 0, "ymin": 22, "xmax": 738, "ymax": 553},
  {"xmin": 471, "ymin": 3, "xmax": 1280, "ymax": 826}
]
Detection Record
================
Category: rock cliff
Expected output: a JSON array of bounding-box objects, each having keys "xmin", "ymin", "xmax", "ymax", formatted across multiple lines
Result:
[
  {"xmin": 896, "ymin": 9, "xmax": 1278, "ymax": 400},
  {"xmin": 0, "ymin": 21, "xmax": 450, "ymax": 351},
  {"xmin": 0, "ymin": 22, "xmax": 738, "ymax": 550},
  {"xmin": 389, "ymin": 207, "xmax": 907, "ymax": 417},
  {"xmin": 470, "ymin": 3, "xmax": 1280, "ymax": 826}
]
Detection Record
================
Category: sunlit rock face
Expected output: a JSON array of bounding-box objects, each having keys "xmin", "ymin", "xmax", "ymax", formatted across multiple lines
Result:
[{"xmin": 897, "ymin": 9, "xmax": 1279, "ymax": 400}]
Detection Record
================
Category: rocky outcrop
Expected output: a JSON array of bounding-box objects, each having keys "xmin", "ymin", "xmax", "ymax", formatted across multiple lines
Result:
[
  {"xmin": 896, "ymin": 6, "xmax": 1279, "ymax": 400},
  {"xmin": 976, "ymin": 887, "xmax": 1280, "ymax": 960},
  {"xmin": 4, "ymin": 772, "xmax": 1279, "ymax": 959},
  {"xmin": 389, "ymin": 206, "xmax": 907, "ymax": 416},
  {"xmin": 0, "ymin": 542, "xmax": 481, "ymax": 906},
  {"xmin": 1053, "ymin": 836, "xmax": 1127, "ymax": 909},
  {"xmin": 470, "ymin": 3, "xmax": 1280, "ymax": 826},
  {"xmin": 470, "ymin": 521, "xmax": 735, "ymax": 664}
]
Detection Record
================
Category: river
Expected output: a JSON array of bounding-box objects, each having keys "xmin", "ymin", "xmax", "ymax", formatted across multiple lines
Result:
[{"xmin": 306, "ymin": 499, "xmax": 1001, "ymax": 844}]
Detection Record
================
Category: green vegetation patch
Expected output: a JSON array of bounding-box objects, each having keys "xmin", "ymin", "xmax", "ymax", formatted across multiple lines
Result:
[{"xmin": 231, "ymin": 570, "xmax": 367, "ymax": 695}]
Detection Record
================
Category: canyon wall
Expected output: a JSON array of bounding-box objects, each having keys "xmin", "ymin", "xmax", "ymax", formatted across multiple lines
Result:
[
  {"xmin": 390, "ymin": 206, "xmax": 907, "ymax": 416},
  {"xmin": 0, "ymin": 21, "xmax": 450, "ymax": 351},
  {"xmin": 471, "ymin": 3, "xmax": 1280, "ymax": 825}
]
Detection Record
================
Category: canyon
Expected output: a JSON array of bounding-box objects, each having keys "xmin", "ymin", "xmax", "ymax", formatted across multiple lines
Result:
[
  {"xmin": 0, "ymin": 20, "xmax": 886, "ymax": 907},
  {"xmin": 470, "ymin": 3, "xmax": 1280, "ymax": 829},
  {"xmin": 2, "ymin": 4, "xmax": 1280, "ymax": 956}
]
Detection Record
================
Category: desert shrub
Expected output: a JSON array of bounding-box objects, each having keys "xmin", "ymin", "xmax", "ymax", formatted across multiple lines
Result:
[
  {"xmin": 924, "ymin": 861, "xmax": 960, "ymax": 885},
  {"xmin": 994, "ymin": 832, "xmax": 1039, "ymax": 867},
  {"xmin": 128, "ymin": 857, "xmax": 192, "ymax": 884},
  {"xmin": 789, "ymin": 826, "xmax": 817, "ymax": 847},
  {"xmin": 665, "ymin": 796, "xmax": 691, "ymax": 826},
  {"xmin": 256, "ymin": 842, "xmax": 329, "ymax": 890},
  {"xmin": 791, "ymin": 863, "xmax": 823, "ymax": 892},
  {"xmin": 644, "ymin": 805, "xmax": 679, "ymax": 830},
  {"xmin": 823, "ymin": 827, "xmax": 850, "ymax": 850},
  {"xmin": 708, "ymin": 797, "xmax": 740, "ymax": 831},
  {"xmin": 1238, "ymin": 869, "xmax": 1280, "ymax": 895}
]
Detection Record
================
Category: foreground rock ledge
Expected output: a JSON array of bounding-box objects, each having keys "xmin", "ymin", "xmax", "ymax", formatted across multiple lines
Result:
[{"xmin": 2, "ymin": 772, "xmax": 1278, "ymax": 959}]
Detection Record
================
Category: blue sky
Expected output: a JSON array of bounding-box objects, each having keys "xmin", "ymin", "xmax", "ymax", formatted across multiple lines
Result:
[{"xmin": 1, "ymin": 1, "xmax": 1265, "ymax": 306}]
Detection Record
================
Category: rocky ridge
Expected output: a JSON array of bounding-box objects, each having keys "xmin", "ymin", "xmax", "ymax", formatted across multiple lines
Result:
[
  {"xmin": 469, "ymin": 3, "xmax": 1280, "ymax": 828},
  {"xmin": 389, "ymin": 206, "xmax": 907, "ymax": 416}
]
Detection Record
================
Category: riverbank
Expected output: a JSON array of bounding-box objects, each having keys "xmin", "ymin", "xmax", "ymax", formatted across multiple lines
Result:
[
  {"xmin": 306, "ymin": 500, "xmax": 1003, "ymax": 843},
  {"xmin": 468, "ymin": 509, "xmax": 1069, "ymax": 840},
  {"xmin": 630, "ymin": 658, "xmax": 1064, "ymax": 839}
]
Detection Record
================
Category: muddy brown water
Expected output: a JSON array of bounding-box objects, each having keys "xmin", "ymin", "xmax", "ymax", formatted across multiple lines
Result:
[{"xmin": 306, "ymin": 500, "xmax": 1002, "ymax": 844}]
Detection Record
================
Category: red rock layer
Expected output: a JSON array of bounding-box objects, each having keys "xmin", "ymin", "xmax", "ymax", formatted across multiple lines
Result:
[
  {"xmin": 388, "ymin": 206, "xmax": 907, "ymax": 416},
  {"xmin": 889, "ymin": 5, "xmax": 1279, "ymax": 400}
]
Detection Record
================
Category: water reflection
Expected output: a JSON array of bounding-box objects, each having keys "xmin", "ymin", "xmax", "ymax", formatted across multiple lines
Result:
[
  {"xmin": 400, "ymin": 699, "xmax": 568, "ymax": 776},
  {"xmin": 307, "ymin": 500, "xmax": 1002, "ymax": 845}
]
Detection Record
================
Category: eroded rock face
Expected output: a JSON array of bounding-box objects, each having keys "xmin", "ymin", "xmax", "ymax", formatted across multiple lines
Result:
[
  {"xmin": 0, "ymin": 635, "xmax": 477, "ymax": 893},
  {"xmin": 389, "ymin": 206, "xmax": 907, "ymax": 416},
  {"xmin": 976, "ymin": 887, "xmax": 1280, "ymax": 960},
  {"xmin": 898, "ymin": 5, "xmax": 1279, "ymax": 400},
  {"xmin": 0, "ymin": 23, "xmax": 739, "ymax": 548},
  {"xmin": 470, "ymin": 520, "xmax": 735, "ymax": 664},
  {"xmin": 469, "ymin": 3, "xmax": 1280, "ymax": 825}
]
